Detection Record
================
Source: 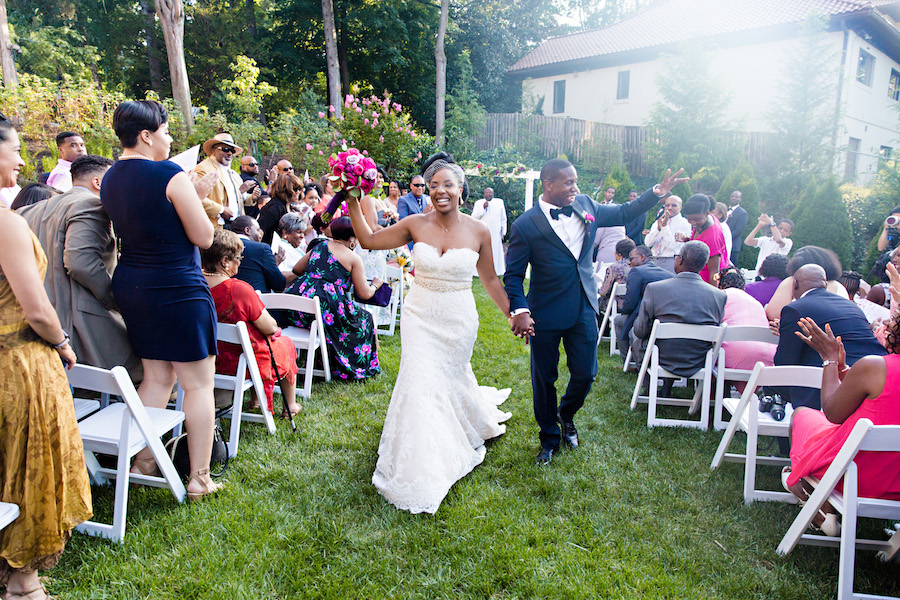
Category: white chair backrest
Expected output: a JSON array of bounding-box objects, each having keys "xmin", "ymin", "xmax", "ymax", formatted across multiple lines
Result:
[
  {"xmin": 385, "ymin": 265, "xmax": 402, "ymax": 281},
  {"xmin": 744, "ymin": 362, "xmax": 823, "ymax": 390},
  {"xmin": 258, "ymin": 293, "xmax": 319, "ymax": 316},
  {"xmin": 613, "ymin": 282, "xmax": 627, "ymax": 297},
  {"xmin": 66, "ymin": 363, "xmax": 127, "ymax": 397},
  {"xmin": 653, "ymin": 321, "xmax": 724, "ymax": 344},
  {"xmin": 721, "ymin": 325, "xmax": 779, "ymax": 345},
  {"xmin": 857, "ymin": 422, "xmax": 900, "ymax": 453}
]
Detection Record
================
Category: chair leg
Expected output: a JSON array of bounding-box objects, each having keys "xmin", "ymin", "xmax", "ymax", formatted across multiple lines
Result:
[
  {"xmin": 837, "ymin": 464, "xmax": 858, "ymax": 600},
  {"xmin": 744, "ymin": 409, "xmax": 760, "ymax": 504},
  {"xmin": 228, "ymin": 384, "xmax": 242, "ymax": 459},
  {"xmin": 173, "ymin": 385, "xmax": 185, "ymax": 437}
]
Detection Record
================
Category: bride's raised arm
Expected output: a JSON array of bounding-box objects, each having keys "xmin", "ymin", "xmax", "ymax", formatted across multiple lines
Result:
[
  {"xmin": 345, "ymin": 195, "xmax": 414, "ymax": 251},
  {"xmin": 474, "ymin": 223, "xmax": 511, "ymax": 318}
]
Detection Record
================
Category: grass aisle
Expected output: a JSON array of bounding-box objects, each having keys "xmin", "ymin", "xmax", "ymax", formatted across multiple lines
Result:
[{"xmin": 55, "ymin": 285, "xmax": 900, "ymax": 599}]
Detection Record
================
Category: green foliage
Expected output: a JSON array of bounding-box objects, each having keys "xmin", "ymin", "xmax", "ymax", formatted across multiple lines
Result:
[
  {"xmin": 715, "ymin": 163, "xmax": 761, "ymax": 269},
  {"xmin": 767, "ymin": 13, "xmax": 839, "ymax": 200},
  {"xmin": 646, "ymin": 40, "xmax": 741, "ymax": 177},
  {"xmin": 852, "ymin": 167, "xmax": 900, "ymax": 277},
  {"xmin": 791, "ymin": 177, "xmax": 853, "ymax": 268},
  {"xmin": 603, "ymin": 164, "xmax": 635, "ymax": 204},
  {"xmin": 443, "ymin": 51, "xmax": 486, "ymax": 162},
  {"xmin": 11, "ymin": 22, "xmax": 100, "ymax": 82},
  {"xmin": 841, "ymin": 183, "xmax": 877, "ymax": 272}
]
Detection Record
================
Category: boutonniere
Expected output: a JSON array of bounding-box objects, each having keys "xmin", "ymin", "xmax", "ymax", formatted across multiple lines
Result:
[{"xmin": 581, "ymin": 211, "xmax": 594, "ymax": 224}]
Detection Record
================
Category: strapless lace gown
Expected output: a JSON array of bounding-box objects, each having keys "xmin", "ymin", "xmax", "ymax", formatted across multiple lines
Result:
[{"xmin": 372, "ymin": 243, "xmax": 512, "ymax": 514}]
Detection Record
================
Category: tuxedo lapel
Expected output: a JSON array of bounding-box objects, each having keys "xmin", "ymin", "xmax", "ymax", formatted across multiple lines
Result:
[
  {"xmin": 528, "ymin": 207, "xmax": 574, "ymax": 258},
  {"xmin": 573, "ymin": 197, "xmax": 594, "ymax": 261}
]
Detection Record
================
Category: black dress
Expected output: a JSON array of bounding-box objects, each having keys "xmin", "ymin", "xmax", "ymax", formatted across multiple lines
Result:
[
  {"xmin": 101, "ymin": 159, "xmax": 217, "ymax": 362},
  {"xmin": 285, "ymin": 242, "xmax": 379, "ymax": 380}
]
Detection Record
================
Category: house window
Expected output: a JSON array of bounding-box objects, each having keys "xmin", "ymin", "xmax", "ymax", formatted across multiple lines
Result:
[
  {"xmin": 857, "ymin": 50, "xmax": 875, "ymax": 86},
  {"xmin": 889, "ymin": 69, "xmax": 900, "ymax": 100},
  {"xmin": 881, "ymin": 145, "xmax": 893, "ymax": 159},
  {"xmin": 845, "ymin": 137, "xmax": 861, "ymax": 179},
  {"xmin": 617, "ymin": 70, "xmax": 630, "ymax": 100},
  {"xmin": 553, "ymin": 80, "xmax": 566, "ymax": 114}
]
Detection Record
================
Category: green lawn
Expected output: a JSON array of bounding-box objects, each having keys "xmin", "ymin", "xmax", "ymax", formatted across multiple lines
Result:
[{"xmin": 53, "ymin": 285, "xmax": 900, "ymax": 599}]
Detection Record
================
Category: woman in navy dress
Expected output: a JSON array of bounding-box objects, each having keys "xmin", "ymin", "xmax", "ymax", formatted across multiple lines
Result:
[{"xmin": 101, "ymin": 100, "xmax": 222, "ymax": 500}]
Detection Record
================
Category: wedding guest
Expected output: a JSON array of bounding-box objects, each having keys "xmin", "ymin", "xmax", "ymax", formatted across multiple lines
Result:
[
  {"xmin": 384, "ymin": 179, "xmax": 402, "ymax": 216},
  {"xmin": 744, "ymin": 214, "xmax": 793, "ymax": 271},
  {"xmin": 319, "ymin": 173, "xmax": 334, "ymax": 205},
  {"xmin": 9, "ymin": 182, "xmax": 58, "ymax": 211},
  {"xmin": 201, "ymin": 228, "xmax": 301, "ymax": 417},
  {"xmin": 718, "ymin": 269, "xmax": 775, "ymax": 380},
  {"xmin": 471, "ymin": 187, "xmax": 508, "ymax": 276},
  {"xmin": 193, "ymin": 132, "xmax": 247, "ymax": 226},
  {"xmin": 286, "ymin": 217, "xmax": 381, "ymax": 381},
  {"xmin": 713, "ymin": 202, "xmax": 733, "ymax": 264},
  {"xmin": 0, "ymin": 114, "xmax": 91, "ymax": 600},
  {"xmin": 643, "ymin": 194, "xmax": 690, "ymax": 273},
  {"xmin": 274, "ymin": 212, "xmax": 306, "ymax": 284},
  {"xmin": 765, "ymin": 246, "xmax": 849, "ymax": 322},
  {"xmin": 257, "ymin": 172, "xmax": 302, "ymax": 245},
  {"xmin": 230, "ymin": 215, "xmax": 286, "ymax": 294},
  {"xmin": 615, "ymin": 244, "xmax": 672, "ymax": 347},
  {"xmin": 683, "ymin": 194, "xmax": 730, "ymax": 285},
  {"xmin": 596, "ymin": 238, "xmax": 634, "ymax": 310},
  {"xmin": 745, "ymin": 253, "xmax": 788, "ymax": 307},
  {"xmin": 46, "ymin": 131, "xmax": 87, "ymax": 192},
  {"xmin": 101, "ymin": 100, "xmax": 222, "ymax": 500}
]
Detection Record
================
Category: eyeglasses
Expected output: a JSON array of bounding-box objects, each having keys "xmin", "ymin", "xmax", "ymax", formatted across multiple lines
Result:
[
  {"xmin": 217, "ymin": 146, "xmax": 235, "ymax": 153},
  {"xmin": 282, "ymin": 166, "xmax": 294, "ymax": 172},
  {"xmin": 411, "ymin": 183, "xmax": 426, "ymax": 188},
  {"xmin": 245, "ymin": 162, "xmax": 258, "ymax": 167}
]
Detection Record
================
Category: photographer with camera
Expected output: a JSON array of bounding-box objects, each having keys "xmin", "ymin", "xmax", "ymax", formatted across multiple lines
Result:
[{"xmin": 877, "ymin": 207, "xmax": 900, "ymax": 253}]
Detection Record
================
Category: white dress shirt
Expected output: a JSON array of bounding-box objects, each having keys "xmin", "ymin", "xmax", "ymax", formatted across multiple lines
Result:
[
  {"xmin": 644, "ymin": 213, "xmax": 691, "ymax": 258},
  {"xmin": 46, "ymin": 159, "xmax": 73, "ymax": 192},
  {"xmin": 538, "ymin": 198, "xmax": 585, "ymax": 258}
]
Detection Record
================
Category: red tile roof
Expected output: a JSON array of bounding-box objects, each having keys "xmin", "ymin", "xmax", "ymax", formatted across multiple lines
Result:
[{"xmin": 509, "ymin": 0, "xmax": 900, "ymax": 74}]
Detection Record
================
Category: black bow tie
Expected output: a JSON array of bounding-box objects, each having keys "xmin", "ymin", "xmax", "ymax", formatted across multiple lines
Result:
[{"xmin": 550, "ymin": 205, "xmax": 574, "ymax": 220}]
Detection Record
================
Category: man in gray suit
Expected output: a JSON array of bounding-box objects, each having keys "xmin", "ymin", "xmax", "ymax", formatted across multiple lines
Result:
[
  {"xmin": 19, "ymin": 155, "xmax": 142, "ymax": 380},
  {"xmin": 631, "ymin": 241, "xmax": 726, "ymax": 390}
]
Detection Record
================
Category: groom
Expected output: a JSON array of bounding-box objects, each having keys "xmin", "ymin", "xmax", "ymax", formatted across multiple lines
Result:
[{"xmin": 505, "ymin": 159, "xmax": 687, "ymax": 464}]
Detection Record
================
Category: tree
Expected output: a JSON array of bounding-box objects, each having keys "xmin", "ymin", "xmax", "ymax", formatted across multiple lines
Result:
[
  {"xmin": 321, "ymin": 0, "xmax": 341, "ymax": 117},
  {"xmin": 0, "ymin": 0, "xmax": 16, "ymax": 87},
  {"xmin": 715, "ymin": 162, "xmax": 761, "ymax": 269},
  {"xmin": 155, "ymin": 0, "xmax": 193, "ymax": 130},
  {"xmin": 434, "ymin": 0, "xmax": 449, "ymax": 145},
  {"xmin": 791, "ymin": 177, "xmax": 852, "ymax": 268}
]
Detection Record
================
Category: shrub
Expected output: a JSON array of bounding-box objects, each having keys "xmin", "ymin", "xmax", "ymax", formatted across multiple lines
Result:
[{"xmin": 791, "ymin": 177, "xmax": 852, "ymax": 268}]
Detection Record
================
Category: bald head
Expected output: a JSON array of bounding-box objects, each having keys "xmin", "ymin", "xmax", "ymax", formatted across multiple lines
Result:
[{"xmin": 792, "ymin": 264, "xmax": 827, "ymax": 299}]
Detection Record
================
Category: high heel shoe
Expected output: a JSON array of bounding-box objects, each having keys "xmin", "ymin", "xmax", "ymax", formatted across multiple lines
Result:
[
  {"xmin": 186, "ymin": 468, "xmax": 223, "ymax": 501},
  {"xmin": 131, "ymin": 455, "xmax": 161, "ymax": 478},
  {"xmin": 782, "ymin": 467, "xmax": 841, "ymax": 536}
]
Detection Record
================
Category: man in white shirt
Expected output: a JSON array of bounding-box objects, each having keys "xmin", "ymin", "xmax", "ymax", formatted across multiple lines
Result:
[
  {"xmin": 643, "ymin": 194, "xmax": 691, "ymax": 273},
  {"xmin": 471, "ymin": 187, "xmax": 507, "ymax": 276},
  {"xmin": 193, "ymin": 133, "xmax": 248, "ymax": 226},
  {"xmin": 744, "ymin": 214, "xmax": 793, "ymax": 272},
  {"xmin": 46, "ymin": 131, "xmax": 87, "ymax": 192}
]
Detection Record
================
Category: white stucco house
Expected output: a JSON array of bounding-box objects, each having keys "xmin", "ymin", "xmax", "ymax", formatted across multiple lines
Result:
[{"xmin": 508, "ymin": 0, "xmax": 900, "ymax": 185}]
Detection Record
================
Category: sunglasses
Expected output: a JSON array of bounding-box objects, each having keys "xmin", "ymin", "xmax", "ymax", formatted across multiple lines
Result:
[
  {"xmin": 411, "ymin": 183, "xmax": 426, "ymax": 188},
  {"xmin": 216, "ymin": 146, "xmax": 235, "ymax": 153},
  {"xmin": 282, "ymin": 166, "xmax": 294, "ymax": 172},
  {"xmin": 245, "ymin": 162, "xmax": 258, "ymax": 167}
]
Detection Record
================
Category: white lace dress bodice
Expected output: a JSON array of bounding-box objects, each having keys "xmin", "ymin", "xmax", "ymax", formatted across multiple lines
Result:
[{"xmin": 372, "ymin": 242, "xmax": 511, "ymax": 514}]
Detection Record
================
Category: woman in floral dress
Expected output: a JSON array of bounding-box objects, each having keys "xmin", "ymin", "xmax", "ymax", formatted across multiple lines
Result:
[{"xmin": 286, "ymin": 217, "xmax": 381, "ymax": 380}]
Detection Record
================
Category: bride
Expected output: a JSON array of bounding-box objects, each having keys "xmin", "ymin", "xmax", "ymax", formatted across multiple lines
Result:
[{"xmin": 345, "ymin": 152, "xmax": 525, "ymax": 514}]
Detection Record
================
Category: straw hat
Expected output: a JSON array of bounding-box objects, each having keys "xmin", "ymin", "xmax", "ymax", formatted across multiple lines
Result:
[{"xmin": 202, "ymin": 132, "xmax": 243, "ymax": 157}]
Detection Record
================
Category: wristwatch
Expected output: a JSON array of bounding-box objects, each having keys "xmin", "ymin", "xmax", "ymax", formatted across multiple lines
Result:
[{"xmin": 51, "ymin": 331, "xmax": 70, "ymax": 349}]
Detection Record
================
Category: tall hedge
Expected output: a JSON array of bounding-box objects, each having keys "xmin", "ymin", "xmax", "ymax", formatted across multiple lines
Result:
[
  {"xmin": 715, "ymin": 162, "xmax": 761, "ymax": 269},
  {"xmin": 603, "ymin": 164, "xmax": 635, "ymax": 205},
  {"xmin": 791, "ymin": 177, "xmax": 852, "ymax": 269}
]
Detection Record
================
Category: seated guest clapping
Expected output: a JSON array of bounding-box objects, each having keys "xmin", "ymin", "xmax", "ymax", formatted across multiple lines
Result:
[
  {"xmin": 201, "ymin": 228, "xmax": 301, "ymax": 416},
  {"xmin": 632, "ymin": 241, "xmax": 727, "ymax": 393},
  {"xmin": 230, "ymin": 215, "xmax": 286, "ymax": 294},
  {"xmin": 596, "ymin": 238, "xmax": 635, "ymax": 311},
  {"xmin": 783, "ymin": 314, "xmax": 900, "ymax": 535},
  {"xmin": 745, "ymin": 253, "xmax": 788, "ymax": 307},
  {"xmin": 286, "ymin": 217, "xmax": 381, "ymax": 381},
  {"xmin": 275, "ymin": 212, "xmax": 307, "ymax": 279},
  {"xmin": 615, "ymin": 244, "xmax": 671, "ymax": 351},
  {"xmin": 774, "ymin": 264, "xmax": 886, "ymax": 409},
  {"xmin": 718, "ymin": 268, "xmax": 775, "ymax": 376}
]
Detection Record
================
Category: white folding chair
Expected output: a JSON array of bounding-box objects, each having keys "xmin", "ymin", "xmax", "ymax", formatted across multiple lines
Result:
[
  {"xmin": 73, "ymin": 397, "xmax": 101, "ymax": 420},
  {"xmin": 629, "ymin": 320, "xmax": 725, "ymax": 429},
  {"xmin": 777, "ymin": 419, "xmax": 900, "ymax": 600},
  {"xmin": 710, "ymin": 362, "xmax": 822, "ymax": 504},
  {"xmin": 597, "ymin": 268, "xmax": 615, "ymax": 342},
  {"xmin": 376, "ymin": 265, "xmax": 403, "ymax": 336},
  {"xmin": 607, "ymin": 283, "xmax": 628, "ymax": 356},
  {"xmin": 260, "ymin": 293, "xmax": 331, "ymax": 397},
  {"xmin": 69, "ymin": 365, "xmax": 186, "ymax": 543},
  {"xmin": 175, "ymin": 321, "xmax": 276, "ymax": 458},
  {"xmin": 712, "ymin": 325, "xmax": 779, "ymax": 430},
  {"xmin": 0, "ymin": 502, "xmax": 19, "ymax": 530}
]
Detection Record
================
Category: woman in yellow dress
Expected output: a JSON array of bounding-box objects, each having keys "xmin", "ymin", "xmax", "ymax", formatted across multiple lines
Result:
[{"xmin": 0, "ymin": 115, "xmax": 91, "ymax": 600}]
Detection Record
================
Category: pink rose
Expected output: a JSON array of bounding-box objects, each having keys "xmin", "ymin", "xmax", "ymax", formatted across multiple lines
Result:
[
  {"xmin": 372, "ymin": 111, "xmax": 379, "ymax": 118},
  {"xmin": 363, "ymin": 168, "xmax": 377, "ymax": 180},
  {"xmin": 346, "ymin": 154, "xmax": 360, "ymax": 166},
  {"xmin": 353, "ymin": 164, "xmax": 364, "ymax": 176},
  {"xmin": 332, "ymin": 164, "xmax": 344, "ymax": 176},
  {"xmin": 329, "ymin": 105, "xmax": 335, "ymax": 112},
  {"xmin": 318, "ymin": 150, "xmax": 324, "ymax": 155},
  {"xmin": 345, "ymin": 173, "xmax": 358, "ymax": 186},
  {"xmin": 318, "ymin": 111, "xmax": 325, "ymax": 118},
  {"xmin": 355, "ymin": 107, "xmax": 363, "ymax": 113},
  {"xmin": 364, "ymin": 118, "xmax": 369, "ymax": 125},
  {"xmin": 379, "ymin": 135, "xmax": 384, "ymax": 143},
  {"xmin": 305, "ymin": 143, "xmax": 313, "ymax": 150}
]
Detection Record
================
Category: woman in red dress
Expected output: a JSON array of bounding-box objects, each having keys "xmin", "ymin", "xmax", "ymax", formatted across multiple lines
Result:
[{"xmin": 201, "ymin": 229, "xmax": 301, "ymax": 417}]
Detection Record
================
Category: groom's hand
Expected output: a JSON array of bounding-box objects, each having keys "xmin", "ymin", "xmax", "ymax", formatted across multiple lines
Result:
[
  {"xmin": 510, "ymin": 313, "xmax": 535, "ymax": 342},
  {"xmin": 656, "ymin": 168, "xmax": 690, "ymax": 196}
]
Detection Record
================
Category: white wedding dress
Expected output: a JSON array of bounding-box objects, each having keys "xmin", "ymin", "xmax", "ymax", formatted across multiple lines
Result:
[{"xmin": 372, "ymin": 242, "xmax": 512, "ymax": 514}]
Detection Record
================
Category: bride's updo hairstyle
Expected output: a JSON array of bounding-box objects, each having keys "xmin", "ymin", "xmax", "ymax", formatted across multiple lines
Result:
[{"xmin": 421, "ymin": 151, "xmax": 469, "ymax": 202}]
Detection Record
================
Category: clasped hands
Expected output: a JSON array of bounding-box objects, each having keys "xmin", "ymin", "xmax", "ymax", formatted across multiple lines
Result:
[{"xmin": 509, "ymin": 312, "xmax": 535, "ymax": 343}]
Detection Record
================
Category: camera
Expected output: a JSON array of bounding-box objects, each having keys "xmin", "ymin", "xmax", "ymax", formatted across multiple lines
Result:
[
  {"xmin": 759, "ymin": 393, "xmax": 787, "ymax": 421},
  {"xmin": 888, "ymin": 215, "xmax": 899, "ymax": 227}
]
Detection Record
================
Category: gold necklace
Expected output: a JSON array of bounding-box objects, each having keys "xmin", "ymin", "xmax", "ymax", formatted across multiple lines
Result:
[{"xmin": 438, "ymin": 215, "xmax": 460, "ymax": 233}]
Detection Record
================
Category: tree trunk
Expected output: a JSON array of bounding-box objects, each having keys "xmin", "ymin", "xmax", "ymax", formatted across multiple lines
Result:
[
  {"xmin": 155, "ymin": 0, "xmax": 194, "ymax": 131},
  {"xmin": 321, "ymin": 0, "xmax": 341, "ymax": 117},
  {"xmin": 434, "ymin": 0, "xmax": 450, "ymax": 145},
  {"xmin": 140, "ymin": 0, "xmax": 164, "ymax": 94},
  {"xmin": 0, "ymin": 0, "xmax": 17, "ymax": 88},
  {"xmin": 337, "ymin": 0, "xmax": 349, "ymax": 96},
  {"xmin": 246, "ymin": 0, "xmax": 257, "ymax": 39}
]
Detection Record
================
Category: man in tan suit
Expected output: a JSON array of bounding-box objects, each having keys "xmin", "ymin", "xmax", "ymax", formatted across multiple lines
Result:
[
  {"xmin": 19, "ymin": 154, "xmax": 142, "ymax": 380},
  {"xmin": 193, "ymin": 132, "xmax": 253, "ymax": 226}
]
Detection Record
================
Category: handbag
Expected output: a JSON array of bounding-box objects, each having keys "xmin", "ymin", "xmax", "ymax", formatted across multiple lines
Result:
[
  {"xmin": 354, "ymin": 281, "xmax": 392, "ymax": 307},
  {"xmin": 165, "ymin": 420, "xmax": 229, "ymax": 480}
]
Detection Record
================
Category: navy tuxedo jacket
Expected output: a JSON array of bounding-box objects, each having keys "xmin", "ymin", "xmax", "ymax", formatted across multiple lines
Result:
[
  {"xmin": 235, "ymin": 237, "xmax": 286, "ymax": 294},
  {"xmin": 618, "ymin": 262, "xmax": 672, "ymax": 342},
  {"xmin": 504, "ymin": 187, "xmax": 662, "ymax": 331}
]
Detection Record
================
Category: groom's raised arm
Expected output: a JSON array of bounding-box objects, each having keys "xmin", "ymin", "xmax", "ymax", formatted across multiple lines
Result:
[
  {"xmin": 503, "ymin": 221, "xmax": 531, "ymax": 313},
  {"xmin": 594, "ymin": 168, "xmax": 689, "ymax": 228}
]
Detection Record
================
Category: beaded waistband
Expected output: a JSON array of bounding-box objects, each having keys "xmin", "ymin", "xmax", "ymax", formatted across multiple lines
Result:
[{"xmin": 414, "ymin": 276, "xmax": 470, "ymax": 293}]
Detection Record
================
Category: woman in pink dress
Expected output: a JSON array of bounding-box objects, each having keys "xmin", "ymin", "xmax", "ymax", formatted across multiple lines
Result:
[
  {"xmin": 681, "ymin": 194, "xmax": 730, "ymax": 284},
  {"xmin": 718, "ymin": 269, "xmax": 775, "ymax": 376},
  {"xmin": 784, "ymin": 311, "xmax": 900, "ymax": 534}
]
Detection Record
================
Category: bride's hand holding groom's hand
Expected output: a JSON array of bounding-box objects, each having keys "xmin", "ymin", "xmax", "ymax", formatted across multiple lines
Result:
[{"xmin": 509, "ymin": 312, "xmax": 535, "ymax": 343}]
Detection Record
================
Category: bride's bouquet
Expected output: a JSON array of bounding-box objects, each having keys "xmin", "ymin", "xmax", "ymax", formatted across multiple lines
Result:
[{"xmin": 320, "ymin": 147, "xmax": 378, "ymax": 224}]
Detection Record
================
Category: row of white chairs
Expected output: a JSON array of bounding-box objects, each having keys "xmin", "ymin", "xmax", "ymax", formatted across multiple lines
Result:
[{"xmin": 614, "ymin": 319, "xmax": 899, "ymax": 599}]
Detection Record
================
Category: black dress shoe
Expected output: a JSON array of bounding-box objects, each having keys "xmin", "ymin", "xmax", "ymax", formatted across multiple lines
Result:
[
  {"xmin": 536, "ymin": 448, "xmax": 553, "ymax": 465},
  {"xmin": 558, "ymin": 416, "xmax": 579, "ymax": 448}
]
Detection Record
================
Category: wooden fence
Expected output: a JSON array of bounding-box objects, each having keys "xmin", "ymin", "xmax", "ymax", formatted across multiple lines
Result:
[{"xmin": 475, "ymin": 113, "xmax": 774, "ymax": 177}]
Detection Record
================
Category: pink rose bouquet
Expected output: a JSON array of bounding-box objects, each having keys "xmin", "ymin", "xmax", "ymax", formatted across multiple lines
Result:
[{"xmin": 321, "ymin": 147, "xmax": 378, "ymax": 223}]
